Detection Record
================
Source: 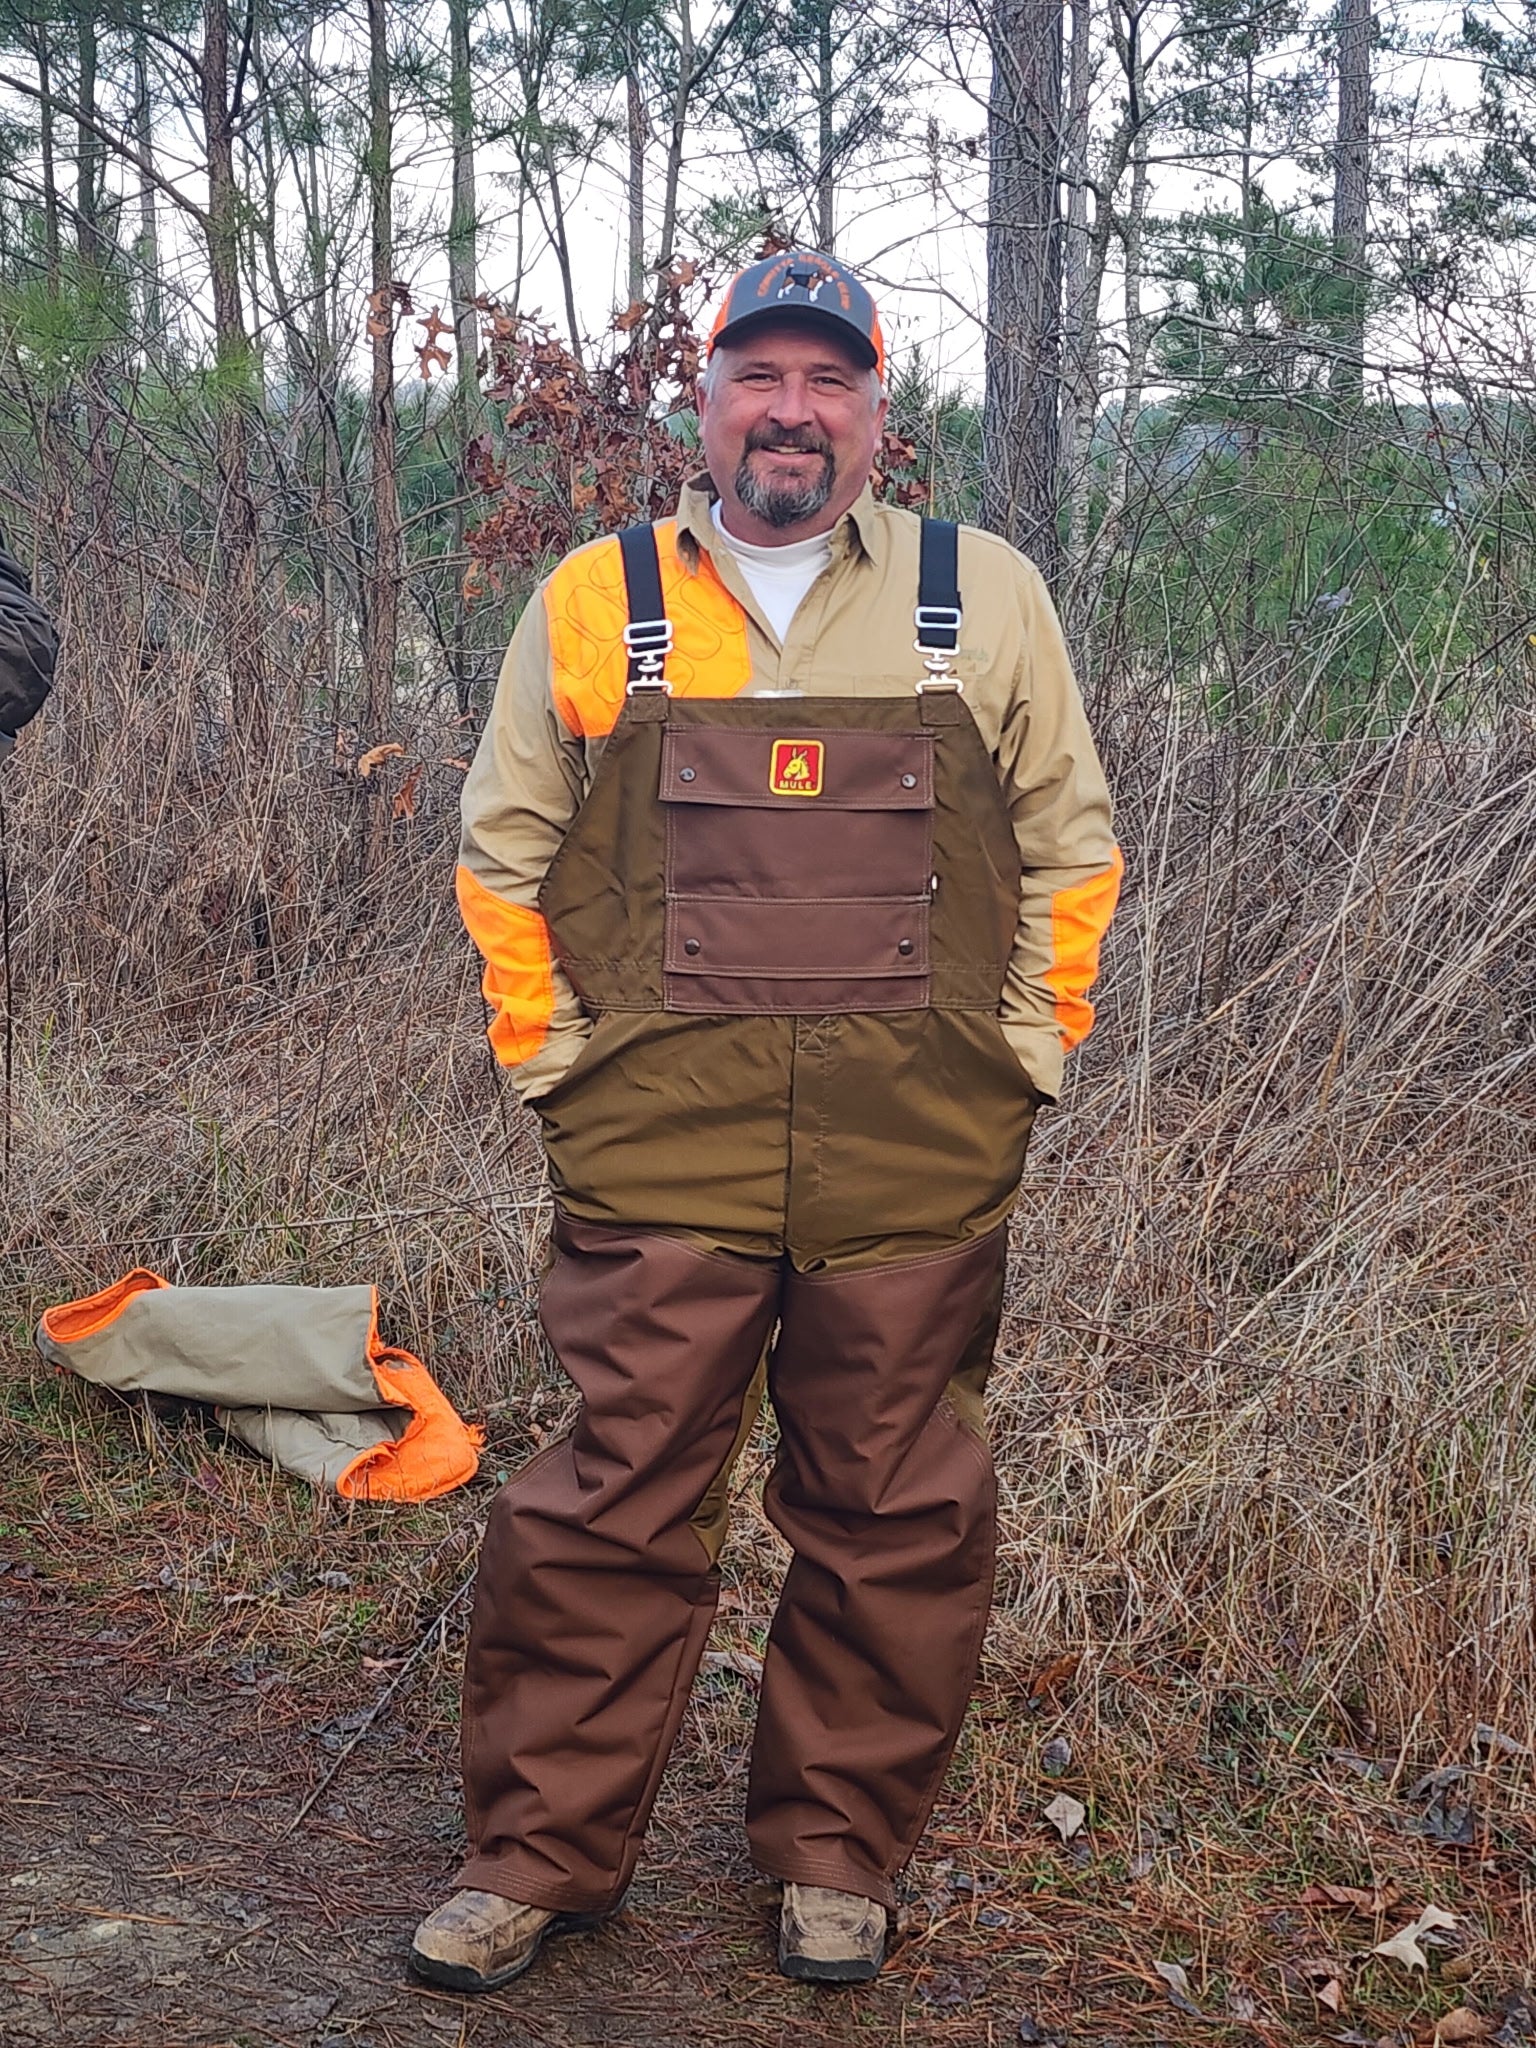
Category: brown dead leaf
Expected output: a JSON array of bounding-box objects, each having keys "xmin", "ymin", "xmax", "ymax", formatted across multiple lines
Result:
[
  {"xmin": 1284, "ymin": 1955, "xmax": 1348, "ymax": 2011},
  {"xmin": 356, "ymin": 741, "xmax": 404, "ymax": 779},
  {"xmin": 391, "ymin": 764, "xmax": 423, "ymax": 821},
  {"xmin": 701, "ymin": 1648, "xmax": 763, "ymax": 1685},
  {"xmin": 1432, "ymin": 2012, "xmax": 1490, "ymax": 2045},
  {"xmin": 1027, "ymin": 1653, "xmax": 1079, "ymax": 1702},
  {"xmin": 1301, "ymin": 1880, "xmax": 1402, "ymax": 1916},
  {"xmin": 613, "ymin": 299, "xmax": 650, "ymax": 332}
]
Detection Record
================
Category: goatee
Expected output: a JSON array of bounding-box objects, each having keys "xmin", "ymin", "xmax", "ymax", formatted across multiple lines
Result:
[{"xmin": 734, "ymin": 432, "xmax": 836, "ymax": 528}]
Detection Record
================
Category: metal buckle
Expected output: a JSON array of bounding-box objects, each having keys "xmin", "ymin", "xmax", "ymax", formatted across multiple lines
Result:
[
  {"xmin": 624, "ymin": 618, "xmax": 674, "ymax": 692},
  {"xmin": 914, "ymin": 605, "xmax": 962, "ymax": 639},
  {"xmin": 913, "ymin": 603, "xmax": 962, "ymax": 690}
]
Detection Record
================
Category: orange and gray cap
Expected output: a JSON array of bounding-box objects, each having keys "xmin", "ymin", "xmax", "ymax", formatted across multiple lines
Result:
[{"xmin": 708, "ymin": 250, "xmax": 885, "ymax": 382}]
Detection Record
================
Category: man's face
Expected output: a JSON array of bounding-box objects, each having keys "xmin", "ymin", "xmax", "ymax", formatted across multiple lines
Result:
[{"xmin": 698, "ymin": 319, "xmax": 888, "ymax": 545}]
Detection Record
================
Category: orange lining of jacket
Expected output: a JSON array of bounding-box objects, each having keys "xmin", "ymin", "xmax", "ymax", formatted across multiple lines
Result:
[
  {"xmin": 455, "ymin": 865, "xmax": 557, "ymax": 1065},
  {"xmin": 544, "ymin": 521, "xmax": 752, "ymax": 738},
  {"xmin": 1045, "ymin": 847, "xmax": 1124, "ymax": 1049},
  {"xmin": 40, "ymin": 1270, "xmax": 482, "ymax": 1503}
]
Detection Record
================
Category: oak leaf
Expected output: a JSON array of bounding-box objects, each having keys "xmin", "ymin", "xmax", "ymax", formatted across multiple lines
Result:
[{"xmin": 356, "ymin": 742, "xmax": 404, "ymax": 779}]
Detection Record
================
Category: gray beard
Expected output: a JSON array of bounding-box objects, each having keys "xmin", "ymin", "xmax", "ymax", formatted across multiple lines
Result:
[{"xmin": 733, "ymin": 450, "xmax": 836, "ymax": 529}]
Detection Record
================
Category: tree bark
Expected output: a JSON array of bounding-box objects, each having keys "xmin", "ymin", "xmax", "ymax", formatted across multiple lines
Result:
[
  {"xmin": 626, "ymin": 19, "xmax": 647, "ymax": 300},
  {"xmin": 75, "ymin": 10, "xmax": 102, "ymax": 269},
  {"xmin": 1331, "ymin": 0, "xmax": 1371, "ymax": 401},
  {"xmin": 364, "ymin": 0, "xmax": 403, "ymax": 831},
  {"xmin": 202, "ymin": 0, "xmax": 268, "ymax": 751},
  {"xmin": 448, "ymin": 0, "xmax": 479, "ymax": 717},
  {"xmin": 983, "ymin": 0, "xmax": 1065, "ymax": 582},
  {"xmin": 132, "ymin": 4, "xmax": 162, "ymax": 338},
  {"xmin": 1060, "ymin": 0, "xmax": 1095, "ymax": 602},
  {"xmin": 36, "ymin": 26, "xmax": 59, "ymax": 289},
  {"xmin": 816, "ymin": 0, "xmax": 835, "ymax": 249},
  {"xmin": 658, "ymin": 0, "xmax": 694, "ymax": 269}
]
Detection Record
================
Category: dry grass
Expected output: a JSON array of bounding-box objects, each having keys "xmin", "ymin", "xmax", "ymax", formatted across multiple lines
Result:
[{"xmin": 3, "ymin": 578, "xmax": 1536, "ymax": 2038}]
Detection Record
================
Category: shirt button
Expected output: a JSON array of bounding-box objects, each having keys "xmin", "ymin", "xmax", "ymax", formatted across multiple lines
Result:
[
  {"xmin": 679, "ymin": 767, "xmax": 696, "ymax": 783},
  {"xmin": 897, "ymin": 938, "xmax": 914, "ymax": 956},
  {"xmin": 900, "ymin": 773, "xmax": 917, "ymax": 789},
  {"xmin": 684, "ymin": 937, "xmax": 701, "ymax": 956}
]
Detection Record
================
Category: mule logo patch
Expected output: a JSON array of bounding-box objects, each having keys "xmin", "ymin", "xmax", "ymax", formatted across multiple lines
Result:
[{"xmin": 769, "ymin": 739, "xmax": 824, "ymax": 797}]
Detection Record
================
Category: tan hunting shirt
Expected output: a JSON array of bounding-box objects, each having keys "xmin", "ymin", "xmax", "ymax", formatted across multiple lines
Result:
[{"xmin": 458, "ymin": 476, "xmax": 1122, "ymax": 1105}]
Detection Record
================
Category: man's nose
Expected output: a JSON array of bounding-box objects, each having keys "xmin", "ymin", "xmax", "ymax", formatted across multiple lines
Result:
[{"xmin": 767, "ymin": 374, "xmax": 815, "ymax": 428}]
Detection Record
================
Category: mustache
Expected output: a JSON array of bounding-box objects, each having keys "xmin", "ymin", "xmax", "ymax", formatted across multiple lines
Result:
[{"xmin": 744, "ymin": 425, "xmax": 834, "ymax": 457}]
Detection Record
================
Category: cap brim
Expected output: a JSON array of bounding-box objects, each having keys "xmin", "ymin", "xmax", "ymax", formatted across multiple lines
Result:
[{"xmin": 711, "ymin": 305, "xmax": 879, "ymax": 371}]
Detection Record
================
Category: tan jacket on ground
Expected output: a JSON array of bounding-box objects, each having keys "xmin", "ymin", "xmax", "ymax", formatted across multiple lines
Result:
[{"xmin": 459, "ymin": 476, "xmax": 1122, "ymax": 1105}]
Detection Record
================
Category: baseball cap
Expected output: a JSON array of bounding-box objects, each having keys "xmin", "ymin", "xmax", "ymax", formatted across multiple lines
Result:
[{"xmin": 708, "ymin": 250, "xmax": 885, "ymax": 383}]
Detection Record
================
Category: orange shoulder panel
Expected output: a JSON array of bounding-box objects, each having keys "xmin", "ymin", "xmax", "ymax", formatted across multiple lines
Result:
[
  {"xmin": 1044, "ymin": 847, "xmax": 1124, "ymax": 1051},
  {"xmin": 454, "ymin": 863, "xmax": 556, "ymax": 1066},
  {"xmin": 544, "ymin": 521, "xmax": 752, "ymax": 738}
]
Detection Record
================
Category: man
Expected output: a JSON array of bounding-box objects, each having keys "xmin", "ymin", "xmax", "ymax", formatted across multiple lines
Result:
[
  {"xmin": 0, "ymin": 532, "xmax": 57, "ymax": 758},
  {"xmin": 413, "ymin": 250, "xmax": 1121, "ymax": 1992}
]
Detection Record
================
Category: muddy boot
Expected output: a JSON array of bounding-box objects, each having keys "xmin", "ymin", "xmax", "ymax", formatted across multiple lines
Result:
[
  {"xmin": 777, "ymin": 1882, "xmax": 887, "ymax": 1982},
  {"xmin": 409, "ymin": 1888, "xmax": 574, "ymax": 1992}
]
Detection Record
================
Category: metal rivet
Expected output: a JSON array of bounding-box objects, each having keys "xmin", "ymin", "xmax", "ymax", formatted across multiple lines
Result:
[
  {"xmin": 900, "ymin": 772, "xmax": 917, "ymax": 789},
  {"xmin": 897, "ymin": 938, "xmax": 914, "ymax": 956},
  {"xmin": 684, "ymin": 937, "xmax": 701, "ymax": 956},
  {"xmin": 679, "ymin": 766, "xmax": 696, "ymax": 783}
]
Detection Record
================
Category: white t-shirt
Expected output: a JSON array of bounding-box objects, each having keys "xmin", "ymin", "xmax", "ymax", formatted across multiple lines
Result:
[{"xmin": 710, "ymin": 502, "xmax": 832, "ymax": 646}]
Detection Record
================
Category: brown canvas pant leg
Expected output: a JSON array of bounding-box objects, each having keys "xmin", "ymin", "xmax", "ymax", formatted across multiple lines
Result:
[
  {"xmin": 457, "ymin": 1212, "xmax": 780, "ymax": 1914},
  {"xmin": 745, "ymin": 1227, "xmax": 1007, "ymax": 1910}
]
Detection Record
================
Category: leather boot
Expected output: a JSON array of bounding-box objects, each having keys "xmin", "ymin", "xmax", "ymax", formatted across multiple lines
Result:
[
  {"xmin": 409, "ymin": 1889, "xmax": 588, "ymax": 1992},
  {"xmin": 778, "ymin": 1882, "xmax": 888, "ymax": 1982}
]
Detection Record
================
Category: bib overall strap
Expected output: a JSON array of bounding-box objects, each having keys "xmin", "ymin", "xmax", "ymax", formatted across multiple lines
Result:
[
  {"xmin": 915, "ymin": 518, "xmax": 962, "ymax": 691},
  {"xmin": 618, "ymin": 524, "xmax": 674, "ymax": 691}
]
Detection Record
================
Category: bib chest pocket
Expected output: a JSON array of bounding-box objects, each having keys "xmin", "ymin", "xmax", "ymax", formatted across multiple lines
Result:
[{"xmin": 659, "ymin": 724, "xmax": 934, "ymax": 1015}]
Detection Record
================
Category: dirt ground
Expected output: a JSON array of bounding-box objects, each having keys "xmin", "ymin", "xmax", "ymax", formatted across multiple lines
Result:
[
  {"xmin": 7, "ymin": 1374, "xmax": 1536, "ymax": 2048},
  {"xmin": 3, "ymin": 1558, "xmax": 1080, "ymax": 2048}
]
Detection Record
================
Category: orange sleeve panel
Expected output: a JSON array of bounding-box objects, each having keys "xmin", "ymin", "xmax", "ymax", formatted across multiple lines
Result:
[
  {"xmin": 454, "ymin": 863, "xmax": 556, "ymax": 1066},
  {"xmin": 545, "ymin": 521, "xmax": 753, "ymax": 737},
  {"xmin": 1044, "ymin": 846, "xmax": 1124, "ymax": 1049}
]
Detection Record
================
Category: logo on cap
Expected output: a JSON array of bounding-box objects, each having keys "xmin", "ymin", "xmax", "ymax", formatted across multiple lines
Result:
[{"xmin": 769, "ymin": 740, "xmax": 824, "ymax": 797}]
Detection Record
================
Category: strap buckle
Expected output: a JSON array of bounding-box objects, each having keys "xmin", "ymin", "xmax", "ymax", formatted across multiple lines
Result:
[
  {"xmin": 624, "ymin": 618, "xmax": 674, "ymax": 691},
  {"xmin": 914, "ymin": 604, "xmax": 963, "ymax": 692},
  {"xmin": 914, "ymin": 604, "xmax": 962, "ymax": 642}
]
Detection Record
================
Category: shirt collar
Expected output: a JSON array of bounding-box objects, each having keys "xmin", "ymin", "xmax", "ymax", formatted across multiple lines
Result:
[{"xmin": 676, "ymin": 472, "xmax": 885, "ymax": 572}]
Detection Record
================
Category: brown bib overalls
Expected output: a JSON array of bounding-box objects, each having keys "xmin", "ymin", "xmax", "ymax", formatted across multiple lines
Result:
[{"xmin": 458, "ymin": 535, "xmax": 1035, "ymax": 1915}]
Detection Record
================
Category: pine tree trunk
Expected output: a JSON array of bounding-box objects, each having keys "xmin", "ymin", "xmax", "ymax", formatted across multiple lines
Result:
[
  {"xmin": 1060, "ymin": 0, "xmax": 1096, "ymax": 610},
  {"xmin": 1102, "ymin": 123, "xmax": 1148, "ymax": 559},
  {"xmin": 626, "ymin": 27, "xmax": 647, "ymax": 301},
  {"xmin": 202, "ymin": 0, "xmax": 268, "ymax": 752},
  {"xmin": 1332, "ymin": 0, "xmax": 1371, "ymax": 401},
  {"xmin": 448, "ymin": 0, "xmax": 479, "ymax": 717},
  {"xmin": 983, "ymin": 0, "xmax": 1065, "ymax": 582},
  {"xmin": 37, "ymin": 27, "xmax": 59, "ymax": 290},
  {"xmin": 364, "ymin": 0, "xmax": 403, "ymax": 870},
  {"xmin": 658, "ymin": 0, "xmax": 694, "ymax": 269},
  {"xmin": 816, "ymin": 0, "xmax": 835, "ymax": 249},
  {"xmin": 132, "ymin": 6, "xmax": 161, "ymax": 338}
]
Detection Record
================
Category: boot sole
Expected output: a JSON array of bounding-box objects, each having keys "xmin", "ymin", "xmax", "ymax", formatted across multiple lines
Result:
[
  {"xmin": 777, "ymin": 1940, "xmax": 885, "ymax": 1984},
  {"xmin": 409, "ymin": 1910, "xmax": 605, "ymax": 1994}
]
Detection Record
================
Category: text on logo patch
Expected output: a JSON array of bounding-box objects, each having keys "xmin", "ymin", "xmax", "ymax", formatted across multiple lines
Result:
[{"xmin": 768, "ymin": 739, "xmax": 824, "ymax": 797}]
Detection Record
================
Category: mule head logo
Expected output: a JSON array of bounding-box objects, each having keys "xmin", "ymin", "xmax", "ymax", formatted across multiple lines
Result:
[{"xmin": 768, "ymin": 739, "xmax": 825, "ymax": 797}]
